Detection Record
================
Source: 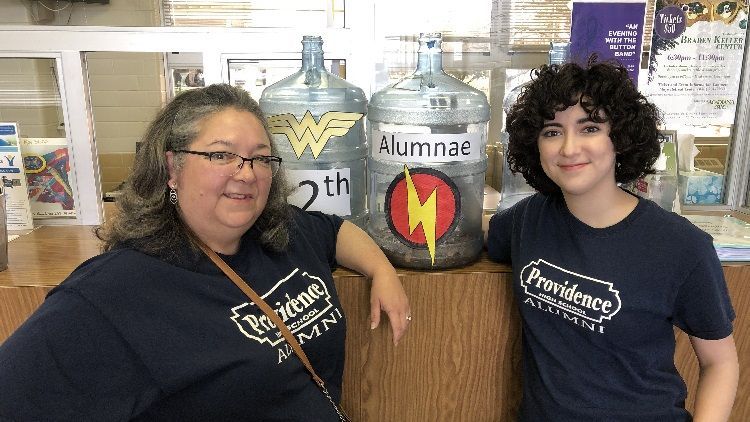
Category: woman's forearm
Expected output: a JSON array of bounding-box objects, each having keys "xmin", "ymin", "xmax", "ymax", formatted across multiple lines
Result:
[{"xmin": 690, "ymin": 335, "xmax": 739, "ymax": 422}]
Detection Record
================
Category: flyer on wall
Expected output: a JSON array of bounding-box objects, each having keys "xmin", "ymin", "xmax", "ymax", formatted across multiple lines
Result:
[
  {"xmin": 21, "ymin": 137, "xmax": 77, "ymax": 219},
  {"xmin": 0, "ymin": 123, "xmax": 34, "ymax": 231},
  {"xmin": 570, "ymin": 0, "xmax": 648, "ymax": 86},
  {"xmin": 643, "ymin": 1, "xmax": 749, "ymax": 130}
]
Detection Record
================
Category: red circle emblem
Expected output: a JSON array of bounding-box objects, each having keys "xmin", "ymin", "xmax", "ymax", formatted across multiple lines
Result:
[{"xmin": 385, "ymin": 167, "xmax": 460, "ymax": 248}]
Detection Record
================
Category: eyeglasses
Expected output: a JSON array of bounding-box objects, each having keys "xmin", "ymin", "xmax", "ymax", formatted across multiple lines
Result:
[{"xmin": 173, "ymin": 150, "xmax": 282, "ymax": 178}]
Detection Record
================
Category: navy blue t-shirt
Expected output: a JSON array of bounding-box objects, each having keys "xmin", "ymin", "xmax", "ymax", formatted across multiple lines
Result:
[
  {"xmin": 0, "ymin": 208, "xmax": 346, "ymax": 421},
  {"xmin": 487, "ymin": 193, "xmax": 734, "ymax": 421}
]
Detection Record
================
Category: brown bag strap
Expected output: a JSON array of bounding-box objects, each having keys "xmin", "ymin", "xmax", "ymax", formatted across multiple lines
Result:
[{"xmin": 195, "ymin": 241, "xmax": 350, "ymax": 421}]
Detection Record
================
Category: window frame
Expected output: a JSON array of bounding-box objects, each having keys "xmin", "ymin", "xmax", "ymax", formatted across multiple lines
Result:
[{"xmin": 0, "ymin": 0, "xmax": 748, "ymax": 221}]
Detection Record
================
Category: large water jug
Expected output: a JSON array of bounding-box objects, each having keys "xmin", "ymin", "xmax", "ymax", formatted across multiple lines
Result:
[
  {"xmin": 496, "ymin": 132, "xmax": 536, "ymax": 211},
  {"xmin": 497, "ymin": 42, "xmax": 570, "ymax": 211},
  {"xmin": 260, "ymin": 36, "xmax": 368, "ymax": 227},
  {"xmin": 0, "ymin": 184, "xmax": 7, "ymax": 271},
  {"xmin": 367, "ymin": 33, "xmax": 490, "ymax": 269}
]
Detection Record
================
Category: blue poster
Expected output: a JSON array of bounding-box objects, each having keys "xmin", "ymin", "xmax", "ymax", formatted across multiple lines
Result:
[{"xmin": 570, "ymin": 1, "xmax": 647, "ymax": 86}]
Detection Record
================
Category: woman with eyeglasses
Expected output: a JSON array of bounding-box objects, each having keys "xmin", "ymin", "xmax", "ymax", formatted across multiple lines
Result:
[{"xmin": 0, "ymin": 84, "xmax": 410, "ymax": 420}]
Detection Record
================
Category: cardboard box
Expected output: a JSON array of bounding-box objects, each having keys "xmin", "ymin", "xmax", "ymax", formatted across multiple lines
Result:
[{"xmin": 679, "ymin": 169, "xmax": 724, "ymax": 204}]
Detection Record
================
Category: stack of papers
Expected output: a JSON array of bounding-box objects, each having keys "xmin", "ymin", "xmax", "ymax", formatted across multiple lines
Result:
[{"xmin": 684, "ymin": 215, "xmax": 750, "ymax": 262}]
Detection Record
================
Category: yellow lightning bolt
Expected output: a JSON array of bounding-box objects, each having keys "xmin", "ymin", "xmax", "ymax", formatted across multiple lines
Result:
[{"xmin": 404, "ymin": 165, "xmax": 438, "ymax": 266}]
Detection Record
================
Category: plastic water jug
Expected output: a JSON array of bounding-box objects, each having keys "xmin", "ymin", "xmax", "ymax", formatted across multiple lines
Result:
[
  {"xmin": 497, "ymin": 42, "xmax": 570, "ymax": 211},
  {"xmin": 260, "ymin": 35, "xmax": 368, "ymax": 227},
  {"xmin": 0, "ymin": 185, "xmax": 7, "ymax": 271},
  {"xmin": 367, "ymin": 33, "xmax": 490, "ymax": 269}
]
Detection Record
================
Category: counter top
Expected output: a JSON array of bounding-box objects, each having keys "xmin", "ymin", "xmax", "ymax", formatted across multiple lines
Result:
[
  {"xmin": 1, "ymin": 226, "xmax": 102, "ymax": 288},
  {"xmin": 0, "ymin": 225, "xmax": 512, "ymax": 288},
  {"xmin": 3, "ymin": 210, "xmax": 747, "ymax": 288}
]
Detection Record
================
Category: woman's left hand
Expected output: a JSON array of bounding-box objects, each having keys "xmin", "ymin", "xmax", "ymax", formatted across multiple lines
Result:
[
  {"xmin": 335, "ymin": 221, "xmax": 412, "ymax": 346},
  {"xmin": 369, "ymin": 267, "xmax": 411, "ymax": 345}
]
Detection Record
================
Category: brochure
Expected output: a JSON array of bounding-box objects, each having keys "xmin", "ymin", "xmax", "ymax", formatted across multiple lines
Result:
[
  {"xmin": 21, "ymin": 137, "xmax": 76, "ymax": 218},
  {"xmin": 0, "ymin": 123, "xmax": 34, "ymax": 230},
  {"xmin": 684, "ymin": 214, "xmax": 750, "ymax": 261}
]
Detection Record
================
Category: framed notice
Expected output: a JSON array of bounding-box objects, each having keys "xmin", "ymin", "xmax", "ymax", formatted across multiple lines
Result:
[
  {"xmin": 0, "ymin": 123, "xmax": 33, "ymax": 230},
  {"xmin": 643, "ymin": 1, "xmax": 749, "ymax": 127},
  {"xmin": 21, "ymin": 138, "xmax": 76, "ymax": 218}
]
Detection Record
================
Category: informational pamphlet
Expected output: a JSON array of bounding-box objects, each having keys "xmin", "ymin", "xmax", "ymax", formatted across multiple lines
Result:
[
  {"xmin": 570, "ymin": 0, "xmax": 647, "ymax": 85},
  {"xmin": 0, "ymin": 123, "xmax": 34, "ymax": 230},
  {"xmin": 643, "ymin": 2, "xmax": 749, "ymax": 127},
  {"xmin": 21, "ymin": 137, "xmax": 76, "ymax": 218},
  {"xmin": 684, "ymin": 214, "xmax": 750, "ymax": 261}
]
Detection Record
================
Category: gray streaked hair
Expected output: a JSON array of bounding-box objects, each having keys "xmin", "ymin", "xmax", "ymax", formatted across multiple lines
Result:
[{"xmin": 96, "ymin": 84, "xmax": 292, "ymax": 260}]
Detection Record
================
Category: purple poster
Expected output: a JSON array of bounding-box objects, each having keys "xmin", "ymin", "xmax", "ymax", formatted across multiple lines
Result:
[{"xmin": 570, "ymin": 1, "xmax": 647, "ymax": 86}]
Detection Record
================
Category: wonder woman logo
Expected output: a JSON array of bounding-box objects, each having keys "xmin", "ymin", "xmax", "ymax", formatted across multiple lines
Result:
[{"xmin": 268, "ymin": 111, "xmax": 363, "ymax": 159}]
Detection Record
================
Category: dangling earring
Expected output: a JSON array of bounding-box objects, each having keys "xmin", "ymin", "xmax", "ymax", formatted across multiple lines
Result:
[{"xmin": 169, "ymin": 185, "xmax": 178, "ymax": 205}]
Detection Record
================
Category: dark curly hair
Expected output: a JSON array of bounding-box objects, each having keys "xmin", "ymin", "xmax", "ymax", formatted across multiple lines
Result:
[{"xmin": 505, "ymin": 60, "xmax": 662, "ymax": 195}]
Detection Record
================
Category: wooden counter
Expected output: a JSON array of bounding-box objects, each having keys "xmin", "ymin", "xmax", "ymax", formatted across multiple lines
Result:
[{"xmin": 1, "ymin": 226, "xmax": 747, "ymax": 421}]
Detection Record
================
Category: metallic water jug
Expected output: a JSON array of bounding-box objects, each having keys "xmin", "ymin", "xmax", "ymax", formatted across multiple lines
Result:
[
  {"xmin": 367, "ymin": 33, "xmax": 490, "ymax": 269},
  {"xmin": 260, "ymin": 35, "xmax": 368, "ymax": 227}
]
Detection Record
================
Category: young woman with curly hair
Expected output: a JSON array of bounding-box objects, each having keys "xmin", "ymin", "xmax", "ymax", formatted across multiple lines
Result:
[{"xmin": 486, "ymin": 61, "xmax": 738, "ymax": 421}]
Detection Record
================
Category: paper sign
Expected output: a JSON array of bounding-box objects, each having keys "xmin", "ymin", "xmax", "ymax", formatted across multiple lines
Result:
[
  {"xmin": 21, "ymin": 137, "xmax": 76, "ymax": 218},
  {"xmin": 0, "ymin": 123, "xmax": 33, "ymax": 230}
]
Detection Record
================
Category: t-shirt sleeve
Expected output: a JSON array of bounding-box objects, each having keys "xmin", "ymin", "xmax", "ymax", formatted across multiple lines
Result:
[
  {"xmin": 487, "ymin": 206, "xmax": 515, "ymax": 263},
  {"xmin": 0, "ymin": 288, "xmax": 158, "ymax": 420},
  {"xmin": 671, "ymin": 247, "xmax": 735, "ymax": 340},
  {"xmin": 294, "ymin": 208, "xmax": 344, "ymax": 271}
]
